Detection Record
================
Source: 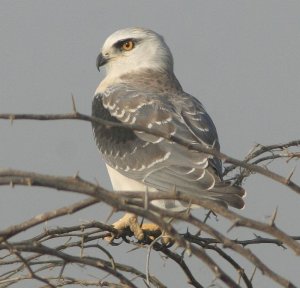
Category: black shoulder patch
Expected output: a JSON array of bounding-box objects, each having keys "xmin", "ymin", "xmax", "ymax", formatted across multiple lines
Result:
[{"xmin": 92, "ymin": 94, "xmax": 137, "ymax": 145}]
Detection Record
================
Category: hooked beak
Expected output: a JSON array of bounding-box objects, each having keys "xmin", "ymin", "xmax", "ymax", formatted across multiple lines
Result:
[{"xmin": 96, "ymin": 53, "xmax": 108, "ymax": 71}]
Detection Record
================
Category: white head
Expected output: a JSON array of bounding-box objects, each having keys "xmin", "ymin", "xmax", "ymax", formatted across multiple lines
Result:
[{"xmin": 96, "ymin": 27, "xmax": 174, "ymax": 78}]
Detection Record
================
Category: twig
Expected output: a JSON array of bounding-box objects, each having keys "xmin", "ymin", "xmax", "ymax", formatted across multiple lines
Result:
[
  {"xmin": 1, "ymin": 169, "xmax": 300, "ymax": 255},
  {"xmin": 146, "ymin": 236, "xmax": 163, "ymax": 286},
  {"xmin": 0, "ymin": 197, "xmax": 98, "ymax": 241},
  {"xmin": 0, "ymin": 112, "xmax": 299, "ymax": 193},
  {"xmin": 2, "ymin": 242, "xmax": 139, "ymax": 288}
]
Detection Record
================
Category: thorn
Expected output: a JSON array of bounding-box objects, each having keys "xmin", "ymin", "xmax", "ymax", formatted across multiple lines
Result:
[
  {"xmin": 185, "ymin": 200, "xmax": 192, "ymax": 217},
  {"xmin": 246, "ymin": 144, "xmax": 259, "ymax": 159},
  {"xmin": 58, "ymin": 262, "xmax": 66, "ymax": 279},
  {"xmin": 196, "ymin": 210, "xmax": 213, "ymax": 236},
  {"xmin": 204, "ymin": 210, "xmax": 213, "ymax": 223},
  {"xmin": 126, "ymin": 246, "xmax": 140, "ymax": 253},
  {"xmin": 140, "ymin": 217, "xmax": 144, "ymax": 227},
  {"xmin": 80, "ymin": 224, "xmax": 85, "ymax": 232},
  {"xmin": 269, "ymin": 206, "xmax": 278, "ymax": 226},
  {"xmin": 250, "ymin": 266, "xmax": 257, "ymax": 282},
  {"xmin": 73, "ymin": 171, "xmax": 80, "ymax": 179},
  {"xmin": 253, "ymin": 233, "xmax": 261, "ymax": 239},
  {"xmin": 285, "ymin": 166, "xmax": 296, "ymax": 184},
  {"xmin": 71, "ymin": 94, "xmax": 77, "ymax": 114},
  {"xmin": 227, "ymin": 220, "xmax": 239, "ymax": 233},
  {"xmin": 9, "ymin": 115, "xmax": 15, "ymax": 125},
  {"xmin": 185, "ymin": 227, "xmax": 189, "ymax": 236}
]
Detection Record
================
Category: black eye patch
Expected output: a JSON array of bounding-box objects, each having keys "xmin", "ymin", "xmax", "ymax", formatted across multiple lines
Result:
[{"xmin": 113, "ymin": 38, "xmax": 139, "ymax": 50}]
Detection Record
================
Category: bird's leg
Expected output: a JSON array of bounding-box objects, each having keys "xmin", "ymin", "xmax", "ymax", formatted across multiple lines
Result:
[
  {"xmin": 140, "ymin": 223, "xmax": 161, "ymax": 241},
  {"xmin": 106, "ymin": 213, "xmax": 144, "ymax": 241},
  {"xmin": 105, "ymin": 213, "xmax": 164, "ymax": 242},
  {"xmin": 141, "ymin": 223, "xmax": 172, "ymax": 244},
  {"xmin": 141, "ymin": 223, "xmax": 160, "ymax": 232}
]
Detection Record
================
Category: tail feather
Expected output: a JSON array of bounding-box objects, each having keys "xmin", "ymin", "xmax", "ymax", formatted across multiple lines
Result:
[{"xmin": 210, "ymin": 182, "xmax": 246, "ymax": 209}]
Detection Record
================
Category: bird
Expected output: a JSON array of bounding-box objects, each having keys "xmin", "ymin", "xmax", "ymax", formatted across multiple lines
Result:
[{"xmin": 91, "ymin": 27, "xmax": 245, "ymax": 240}]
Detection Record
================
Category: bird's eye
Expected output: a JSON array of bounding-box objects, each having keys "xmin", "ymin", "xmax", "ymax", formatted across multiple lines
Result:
[{"xmin": 121, "ymin": 40, "xmax": 134, "ymax": 51}]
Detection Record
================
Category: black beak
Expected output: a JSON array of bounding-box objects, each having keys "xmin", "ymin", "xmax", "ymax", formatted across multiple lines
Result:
[{"xmin": 96, "ymin": 53, "xmax": 108, "ymax": 71}]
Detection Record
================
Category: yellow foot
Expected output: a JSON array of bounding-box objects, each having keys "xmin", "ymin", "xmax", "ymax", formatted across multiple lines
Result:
[
  {"xmin": 105, "ymin": 213, "xmax": 144, "ymax": 241},
  {"xmin": 141, "ymin": 223, "xmax": 173, "ymax": 245},
  {"xmin": 105, "ymin": 213, "xmax": 169, "ymax": 243},
  {"xmin": 141, "ymin": 223, "xmax": 161, "ymax": 241}
]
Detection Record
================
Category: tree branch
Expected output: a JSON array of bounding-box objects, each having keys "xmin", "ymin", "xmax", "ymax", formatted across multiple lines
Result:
[
  {"xmin": 0, "ymin": 112, "xmax": 299, "ymax": 193},
  {"xmin": 1, "ymin": 110, "xmax": 299, "ymax": 287}
]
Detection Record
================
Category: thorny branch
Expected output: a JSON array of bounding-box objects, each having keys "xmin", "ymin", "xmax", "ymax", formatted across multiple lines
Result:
[
  {"xmin": 0, "ymin": 169, "xmax": 299, "ymax": 287},
  {"xmin": 0, "ymin": 112, "xmax": 299, "ymax": 192},
  {"xmin": 0, "ymin": 110, "xmax": 299, "ymax": 287},
  {"xmin": 223, "ymin": 140, "xmax": 300, "ymax": 186}
]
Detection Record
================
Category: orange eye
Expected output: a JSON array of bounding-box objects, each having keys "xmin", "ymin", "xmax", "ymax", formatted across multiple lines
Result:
[{"xmin": 121, "ymin": 40, "xmax": 134, "ymax": 51}]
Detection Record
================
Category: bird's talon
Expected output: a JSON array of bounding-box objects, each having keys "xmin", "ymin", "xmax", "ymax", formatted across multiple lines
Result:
[
  {"xmin": 110, "ymin": 238, "xmax": 123, "ymax": 246},
  {"xmin": 105, "ymin": 214, "xmax": 168, "ymax": 244}
]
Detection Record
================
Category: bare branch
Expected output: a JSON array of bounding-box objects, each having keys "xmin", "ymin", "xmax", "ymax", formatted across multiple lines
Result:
[
  {"xmin": 1, "ymin": 169, "xmax": 300, "ymax": 255},
  {"xmin": 0, "ymin": 112, "xmax": 299, "ymax": 193},
  {"xmin": 1, "ymin": 111, "xmax": 299, "ymax": 287},
  {"xmin": 2, "ymin": 242, "xmax": 139, "ymax": 288},
  {"xmin": 0, "ymin": 197, "xmax": 98, "ymax": 241}
]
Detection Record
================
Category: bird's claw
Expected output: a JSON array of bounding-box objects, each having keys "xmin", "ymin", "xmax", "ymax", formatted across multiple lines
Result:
[
  {"xmin": 104, "ymin": 214, "xmax": 173, "ymax": 245},
  {"xmin": 104, "ymin": 213, "xmax": 144, "ymax": 242}
]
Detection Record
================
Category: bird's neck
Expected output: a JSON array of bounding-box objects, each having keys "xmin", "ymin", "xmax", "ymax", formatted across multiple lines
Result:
[{"xmin": 95, "ymin": 68, "xmax": 182, "ymax": 95}]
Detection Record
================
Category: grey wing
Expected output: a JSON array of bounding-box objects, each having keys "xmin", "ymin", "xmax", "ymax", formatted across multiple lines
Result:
[
  {"xmin": 180, "ymin": 93, "xmax": 223, "ymax": 177},
  {"xmin": 99, "ymin": 85, "xmax": 245, "ymax": 209}
]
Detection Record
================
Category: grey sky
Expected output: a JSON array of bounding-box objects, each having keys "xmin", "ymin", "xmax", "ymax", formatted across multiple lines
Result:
[{"xmin": 0, "ymin": 1, "xmax": 299, "ymax": 287}]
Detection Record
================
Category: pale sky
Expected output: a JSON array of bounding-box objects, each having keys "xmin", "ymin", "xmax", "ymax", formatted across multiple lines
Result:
[{"xmin": 0, "ymin": 1, "xmax": 299, "ymax": 287}]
